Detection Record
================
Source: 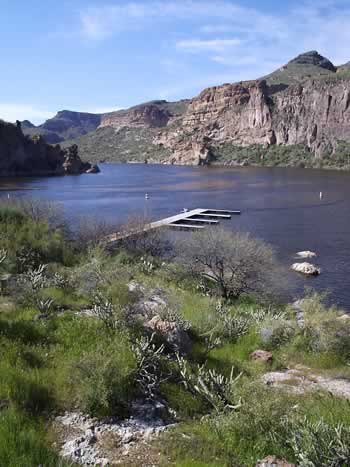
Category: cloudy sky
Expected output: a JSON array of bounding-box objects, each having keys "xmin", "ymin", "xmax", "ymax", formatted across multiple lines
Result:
[{"xmin": 0, "ymin": 0, "xmax": 349, "ymax": 123}]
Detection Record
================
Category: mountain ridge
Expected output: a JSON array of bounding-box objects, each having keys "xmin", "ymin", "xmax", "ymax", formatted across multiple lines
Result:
[{"xmin": 20, "ymin": 51, "xmax": 350, "ymax": 168}]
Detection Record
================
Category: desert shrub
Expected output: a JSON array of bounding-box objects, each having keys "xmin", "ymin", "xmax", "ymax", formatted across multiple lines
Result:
[
  {"xmin": 259, "ymin": 319, "xmax": 297, "ymax": 350},
  {"xmin": 133, "ymin": 334, "xmax": 166, "ymax": 399},
  {"xmin": 50, "ymin": 317, "xmax": 136, "ymax": 416},
  {"xmin": 0, "ymin": 203, "xmax": 70, "ymax": 273},
  {"xmin": 175, "ymin": 228, "xmax": 285, "ymax": 301},
  {"xmin": 0, "ymin": 408, "xmax": 69, "ymax": 467},
  {"xmin": 176, "ymin": 355, "xmax": 242, "ymax": 414},
  {"xmin": 162, "ymin": 384, "xmax": 298, "ymax": 466},
  {"xmin": 280, "ymin": 416, "xmax": 350, "ymax": 466},
  {"xmin": 160, "ymin": 382, "xmax": 209, "ymax": 419},
  {"xmin": 69, "ymin": 343, "xmax": 136, "ymax": 416},
  {"xmin": 118, "ymin": 216, "xmax": 173, "ymax": 258},
  {"xmin": 295, "ymin": 292, "xmax": 350, "ymax": 361}
]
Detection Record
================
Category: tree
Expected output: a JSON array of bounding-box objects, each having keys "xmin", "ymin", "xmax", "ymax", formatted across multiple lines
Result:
[{"xmin": 176, "ymin": 227, "xmax": 283, "ymax": 300}]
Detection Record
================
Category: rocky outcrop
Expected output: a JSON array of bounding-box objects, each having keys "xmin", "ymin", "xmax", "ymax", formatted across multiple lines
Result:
[
  {"xmin": 262, "ymin": 366, "xmax": 350, "ymax": 399},
  {"xmin": 99, "ymin": 100, "xmax": 189, "ymax": 130},
  {"xmin": 55, "ymin": 400, "xmax": 174, "ymax": 466},
  {"xmin": 62, "ymin": 144, "xmax": 99, "ymax": 175},
  {"xmin": 289, "ymin": 50, "xmax": 336, "ymax": 72},
  {"xmin": 250, "ymin": 350, "xmax": 273, "ymax": 363},
  {"xmin": 0, "ymin": 120, "xmax": 98, "ymax": 176},
  {"xmin": 155, "ymin": 72, "xmax": 350, "ymax": 164},
  {"xmin": 256, "ymin": 456, "xmax": 295, "ymax": 467}
]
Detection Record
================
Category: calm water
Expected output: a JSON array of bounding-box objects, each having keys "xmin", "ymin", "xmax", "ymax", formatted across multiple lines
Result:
[{"xmin": 1, "ymin": 163, "xmax": 350, "ymax": 310}]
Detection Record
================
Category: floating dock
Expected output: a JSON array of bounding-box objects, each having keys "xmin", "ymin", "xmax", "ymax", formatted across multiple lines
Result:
[{"xmin": 105, "ymin": 208, "xmax": 240, "ymax": 245}]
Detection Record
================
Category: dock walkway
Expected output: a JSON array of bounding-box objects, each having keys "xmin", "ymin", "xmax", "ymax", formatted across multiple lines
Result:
[{"xmin": 105, "ymin": 208, "xmax": 240, "ymax": 246}]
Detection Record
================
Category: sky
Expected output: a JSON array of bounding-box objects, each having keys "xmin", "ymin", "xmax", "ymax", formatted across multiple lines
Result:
[{"xmin": 0, "ymin": 0, "xmax": 350, "ymax": 124}]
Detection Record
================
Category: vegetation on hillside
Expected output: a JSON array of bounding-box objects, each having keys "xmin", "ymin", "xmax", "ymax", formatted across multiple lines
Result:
[
  {"xmin": 0, "ymin": 200, "xmax": 350, "ymax": 466},
  {"xmin": 212, "ymin": 141, "xmax": 350, "ymax": 170},
  {"xmin": 63, "ymin": 126, "xmax": 171, "ymax": 164}
]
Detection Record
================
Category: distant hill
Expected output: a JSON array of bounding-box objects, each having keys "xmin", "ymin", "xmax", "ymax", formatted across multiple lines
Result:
[{"xmin": 22, "ymin": 110, "xmax": 103, "ymax": 144}]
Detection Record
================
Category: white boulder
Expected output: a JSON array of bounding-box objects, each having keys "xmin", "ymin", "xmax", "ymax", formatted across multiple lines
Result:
[
  {"xmin": 296, "ymin": 251, "xmax": 317, "ymax": 259},
  {"xmin": 291, "ymin": 262, "xmax": 320, "ymax": 276}
]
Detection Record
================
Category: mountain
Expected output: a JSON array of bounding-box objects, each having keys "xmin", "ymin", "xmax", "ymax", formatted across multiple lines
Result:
[
  {"xmin": 20, "ymin": 51, "xmax": 350, "ymax": 169},
  {"xmin": 264, "ymin": 50, "xmax": 337, "ymax": 86},
  {"xmin": 0, "ymin": 120, "xmax": 99, "ymax": 176},
  {"xmin": 22, "ymin": 110, "xmax": 103, "ymax": 144}
]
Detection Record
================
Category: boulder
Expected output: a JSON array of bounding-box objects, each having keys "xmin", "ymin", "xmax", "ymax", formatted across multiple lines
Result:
[
  {"xmin": 256, "ymin": 455, "xmax": 295, "ymax": 467},
  {"xmin": 337, "ymin": 314, "xmax": 350, "ymax": 321},
  {"xmin": 145, "ymin": 315, "xmax": 192, "ymax": 354},
  {"xmin": 85, "ymin": 164, "xmax": 100, "ymax": 174},
  {"xmin": 296, "ymin": 251, "xmax": 316, "ymax": 258},
  {"xmin": 291, "ymin": 262, "xmax": 320, "ymax": 275},
  {"xmin": 250, "ymin": 350, "xmax": 273, "ymax": 363}
]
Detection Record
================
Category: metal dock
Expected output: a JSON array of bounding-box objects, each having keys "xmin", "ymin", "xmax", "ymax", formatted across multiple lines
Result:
[{"xmin": 105, "ymin": 208, "xmax": 240, "ymax": 245}]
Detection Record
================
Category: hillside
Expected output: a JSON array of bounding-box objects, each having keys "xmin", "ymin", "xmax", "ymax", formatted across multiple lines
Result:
[{"xmin": 61, "ymin": 99, "xmax": 189, "ymax": 163}]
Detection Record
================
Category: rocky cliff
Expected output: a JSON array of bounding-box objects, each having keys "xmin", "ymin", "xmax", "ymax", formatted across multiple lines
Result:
[
  {"xmin": 99, "ymin": 100, "xmax": 189, "ymax": 129},
  {"xmin": 0, "ymin": 120, "xmax": 99, "ymax": 176},
  {"xmin": 153, "ymin": 52, "xmax": 350, "ymax": 166}
]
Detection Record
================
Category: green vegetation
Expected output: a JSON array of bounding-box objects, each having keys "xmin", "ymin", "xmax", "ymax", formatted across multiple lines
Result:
[
  {"xmin": 0, "ymin": 200, "xmax": 350, "ymax": 465},
  {"xmin": 63, "ymin": 125, "xmax": 171, "ymax": 164},
  {"xmin": 264, "ymin": 62, "xmax": 335, "ymax": 86},
  {"xmin": 212, "ymin": 141, "xmax": 350, "ymax": 170}
]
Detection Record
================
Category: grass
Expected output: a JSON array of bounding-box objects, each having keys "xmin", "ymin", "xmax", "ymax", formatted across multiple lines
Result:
[{"xmin": 0, "ymin": 408, "xmax": 70, "ymax": 467}]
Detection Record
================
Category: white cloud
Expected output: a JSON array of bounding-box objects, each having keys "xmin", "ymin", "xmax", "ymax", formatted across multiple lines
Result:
[
  {"xmin": 79, "ymin": 1, "xmax": 279, "ymax": 40},
  {"xmin": 0, "ymin": 104, "xmax": 54, "ymax": 125},
  {"xmin": 78, "ymin": 1, "xmax": 350, "ymax": 67},
  {"xmin": 176, "ymin": 38, "xmax": 241, "ymax": 53}
]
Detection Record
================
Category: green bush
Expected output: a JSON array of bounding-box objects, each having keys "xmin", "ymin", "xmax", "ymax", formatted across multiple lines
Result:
[
  {"xmin": 0, "ymin": 204, "xmax": 70, "ymax": 273},
  {"xmin": 69, "ymin": 342, "xmax": 136, "ymax": 416}
]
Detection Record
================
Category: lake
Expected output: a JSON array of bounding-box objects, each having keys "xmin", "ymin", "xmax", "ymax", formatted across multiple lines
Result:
[{"xmin": 1, "ymin": 163, "xmax": 350, "ymax": 310}]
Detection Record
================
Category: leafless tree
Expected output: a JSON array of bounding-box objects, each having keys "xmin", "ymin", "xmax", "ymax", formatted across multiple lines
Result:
[
  {"xmin": 176, "ymin": 227, "xmax": 285, "ymax": 301},
  {"xmin": 117, "ymin": 215, "xmax": 173, "ymax": 258},
  {"xmin": 75, "ymin": 217, "xmax": 119, "ymax": 248}
]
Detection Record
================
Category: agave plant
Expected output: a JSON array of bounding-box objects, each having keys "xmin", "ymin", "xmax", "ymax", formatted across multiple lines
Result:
[
  {"xmin": 176, "ymin": 354, "xmax": 242, "ymax": 413},
  {"xmin": 133, "ymin": 333, "xmax": 165, "ymax": 399}
]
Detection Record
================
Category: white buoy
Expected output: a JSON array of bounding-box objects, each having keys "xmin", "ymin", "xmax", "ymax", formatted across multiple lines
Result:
[
  {"xmin": 145, "ymin": 193, "xmax": 149, "ymax": 200},
  {"xmin": 319, "ymin": 191, "xmax": 323, "ymax": 200}
]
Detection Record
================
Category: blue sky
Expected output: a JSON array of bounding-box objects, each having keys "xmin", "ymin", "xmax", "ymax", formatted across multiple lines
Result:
[{"xmin": 0, "ymin": 0, "xmax": 350, "ymax": 124}]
